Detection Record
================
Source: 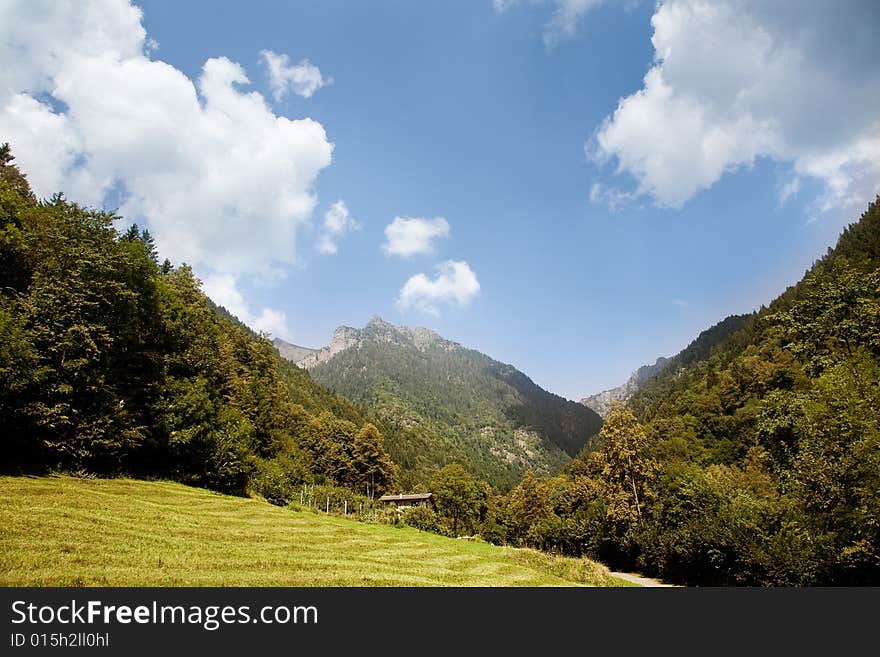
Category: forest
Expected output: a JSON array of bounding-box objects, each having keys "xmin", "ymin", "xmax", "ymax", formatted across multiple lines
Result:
[{"xmin": 0, "ymin": 144, "xmax": 395, "ymax": 502}]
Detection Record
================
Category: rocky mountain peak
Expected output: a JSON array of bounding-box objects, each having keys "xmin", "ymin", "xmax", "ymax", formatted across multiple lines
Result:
[
  {"xmin": 411, "ymin": 326, "xmax": 443, "ymax": 350},
  {"xmin": 367, "ymin": 314, "xmax": 394, "ymax": 329},
  {"xmin": 284, "ymin": 316, "xmax": 460, "ymax": 369}
]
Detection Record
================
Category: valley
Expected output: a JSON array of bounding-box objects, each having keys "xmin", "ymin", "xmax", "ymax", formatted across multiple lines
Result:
[
  {"xmin": 1, "ymin": 146, "xmax": 879, "ymax": 586},
  {"xmin": 276, "ymin": 316, "xmax": 602, "ymax": 489}
]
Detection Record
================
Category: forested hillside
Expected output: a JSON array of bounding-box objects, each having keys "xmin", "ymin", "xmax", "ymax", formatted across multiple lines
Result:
[
  {"xmin": 480, "ymin": 199, "xmax": 880, "ymax": 585},
  {"xmin": 0, "ymin": 145, "xmax": 395, "ymax": 501},
  {"xmin": 302, "ymin": 317, "xmax": 603, "ymax": 490}
]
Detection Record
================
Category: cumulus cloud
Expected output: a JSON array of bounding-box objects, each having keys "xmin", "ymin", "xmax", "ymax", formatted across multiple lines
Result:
[
  {"xmin": 0, "ymin": 0, "xmax": 146, "ymax": 102},
  {"xmin": 259, "ymin": 49, "xmax": 331, "ymax": 101},
  {"xmin": 382, "ymin": 217, "xmax": 450, "ymax": 258},
  {"xmin": 492, "ymin": 0, "xmax": 605, "ymax": 47},
  {"xmin": 251, "ymin": 308, "xmax": 290, "ymax": 338},
  {"xmin": 591, "ymin": 0, "xmax": 880, "ymax": 211},
  {"xmin": 202, "ymin": 273, "xmax": 290, "ymax": 339},
  {"xmin": 316, "ymin": 200, "xmax": 359, "ymax": 255},
  {"xmin": 0, "ymin": 0, "xmax": 334, "ymax": 337},
  {"xmin": 397, "ymin": 260, "xmax": 480, "ymax": 315}
]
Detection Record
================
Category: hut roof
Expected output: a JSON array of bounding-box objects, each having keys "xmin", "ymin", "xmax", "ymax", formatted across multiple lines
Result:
[{"xmin": 378, "ymin": 493, "xmax": 433, "ymax": 502}]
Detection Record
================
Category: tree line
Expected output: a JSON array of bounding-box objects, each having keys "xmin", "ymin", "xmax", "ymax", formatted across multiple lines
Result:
[{"xmin": 0, "ymin": 144, "xmax": 395, "ymax": 501}]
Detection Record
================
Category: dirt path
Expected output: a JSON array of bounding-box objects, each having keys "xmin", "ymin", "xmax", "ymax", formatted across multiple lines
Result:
[{"xmin": 608, "ymin": 570, "xmax": 677, "ymax": 587}]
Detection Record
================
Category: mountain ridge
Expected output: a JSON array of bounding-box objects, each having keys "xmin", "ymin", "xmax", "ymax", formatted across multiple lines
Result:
[
  {"xmin": 272, "ymin": 337, "xmax": 318, "ymax": 364},
  {"xmin": 580, "ymin": 357, "xmax": 670, "ymax": 418},
  {"xmin": 276, "ymin": 315, "xmax": 603, "ymax": 488}
]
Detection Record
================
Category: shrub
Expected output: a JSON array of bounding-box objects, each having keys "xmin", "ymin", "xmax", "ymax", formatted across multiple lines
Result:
[
  {"xmin": 402, "ymin": 505, "xmax": 440, "ymax": 533},
  {"xmin": 251, "ymin": 457, "xmax": 304, "ymax": 506}
]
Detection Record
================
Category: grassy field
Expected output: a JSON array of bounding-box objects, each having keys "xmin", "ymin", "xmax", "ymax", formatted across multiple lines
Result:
[{"xmin": 0, "ymin": 475, "xmax": 631, "ymax": 586}]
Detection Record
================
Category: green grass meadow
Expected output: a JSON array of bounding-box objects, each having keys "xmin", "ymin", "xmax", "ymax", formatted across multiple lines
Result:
[{"xmin": 0, "ymin": 476, "xmax": 632, "ymax": 587}]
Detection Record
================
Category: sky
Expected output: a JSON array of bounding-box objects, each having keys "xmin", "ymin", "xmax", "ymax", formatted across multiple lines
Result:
[{"xmin": 2, "ymin": 0, "xmax": 879, "ymax": 401}]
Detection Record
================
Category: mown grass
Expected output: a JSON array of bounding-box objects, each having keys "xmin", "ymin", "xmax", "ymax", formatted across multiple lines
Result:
[{"xmin": 0, "ymin": 476, "xmax": 633, "ymax": 586}]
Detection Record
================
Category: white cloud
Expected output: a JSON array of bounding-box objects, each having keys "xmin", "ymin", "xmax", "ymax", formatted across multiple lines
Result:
[
  {"xmin": 251, "ymin": 308, "xmax": 289, "ymax": 338},
  {"xmin": 259, "ymin": 50, "xmax": 331, "ymax": 101},
  {"xmin": 0, "ymin": 93, "xmax": 82, "ymax": 199},
  {"xmin": 397, "ymin": 260, "xmax": 480, "ymax": 315},
  {"xmin": 777, "ymin": 176, "xmax": 801, "ymax": 208},
  {"xmin": 592, "ymin": 0, "xmax": 880, "ymax": 212},
  {"xmin": 202, "ymin": 273, "xmax": 290, "ymax": 339},
  {"xmin": 382, "ymin": 217, "xmax": 450, "ymax": 258},
  {"xmin": 543, "ymin": 0, "xmax": 605, "ymax": 47},
  {"xmin": 316, "ymin": 200, "xmax": 359, "ymax": 255},
  {"xmin": 0, "ymin": 0, "xmax": 146, "ymax": 104},
  {"xmin": 492, "ymin": 0, "xmax": 605, "ymax": 47},
  {"xmin": 589, "ymin": 181, "xmax": 635, "ymax": 212},
  {"xmin": 202, "ymin": 273, "xmax": 247, "ymax": 319},
  {"xmin": 0, "ymin": 0, "xmax": 334, "ymax": 338}
]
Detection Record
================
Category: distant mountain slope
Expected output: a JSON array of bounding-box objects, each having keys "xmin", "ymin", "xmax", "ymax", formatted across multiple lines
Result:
[
  {"xmin": 621, "ymin": 313, "xmax": 754, "ymax": 420},
  {"xmin": 580, "ymin": 357, "xmax": 669, "ymax": 418},
  {"xmin": 273, "ymin": 337, "xmax": 318, "ymax": 364},
  {"xmin": 583, "ymin": 312, "xmax": 756, "ymax": 419},
  {"xmin": 283, "ymin": 316, "xmax": 603, "ymax": 489}
]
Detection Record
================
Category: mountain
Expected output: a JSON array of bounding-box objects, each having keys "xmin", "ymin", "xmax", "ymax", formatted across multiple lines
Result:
[
  {"xmin": 582, "ymin": 311, "xmax": 756, "ymax": 418},
  {"xmin": 614, "ymin": 198, "xmax": 880, "ymax": 584},
  {"xmin": 283, "ymin": 315, "xmax": 604, "ymax": 489},
  {"xmin": 272, "ymin": 337, "xmax": 318, "ymax": 364},
  {"xmin": 580, "ymin": 357, "xmax": 670, "ymax": 418}
]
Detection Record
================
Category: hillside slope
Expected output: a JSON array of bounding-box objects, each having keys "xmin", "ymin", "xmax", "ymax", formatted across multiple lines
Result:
[
  {"xmin": 616, "ymin": 198, "xmax": 880, "ymax": 584},
  {"xmin": 0, "ymin": 476, "xmax": 624, "ymax": 587},
  {"xmin": 288, "ymin": 317, "xmax": 603, "ymax": 489}
]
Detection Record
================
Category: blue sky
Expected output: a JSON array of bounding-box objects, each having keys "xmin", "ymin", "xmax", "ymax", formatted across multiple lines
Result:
[{"xmin": 3, "ymin": 1, "xmax": 879, "ymax": 400}]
